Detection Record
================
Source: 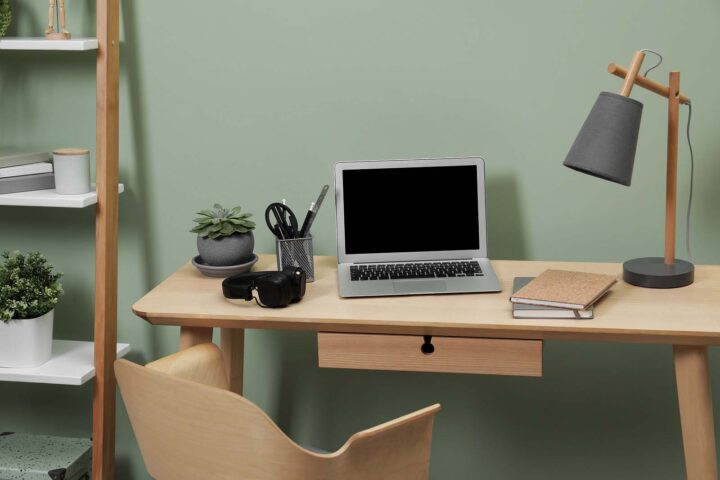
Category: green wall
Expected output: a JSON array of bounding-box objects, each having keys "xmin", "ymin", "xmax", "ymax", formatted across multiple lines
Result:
[{"xmin": 2, "ymin": 1, "xmax": 719, "ymax": 478}]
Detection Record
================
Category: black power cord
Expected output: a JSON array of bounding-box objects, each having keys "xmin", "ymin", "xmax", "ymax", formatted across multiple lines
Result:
[{"xmin": 684, "ymin": 100, "xmax": 695, "ymax": 262}]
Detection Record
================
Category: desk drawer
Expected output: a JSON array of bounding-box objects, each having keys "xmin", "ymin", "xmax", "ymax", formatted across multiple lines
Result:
[{"xmin": 317, "ymin": 333, "xmax": 542, "ymax": 377}]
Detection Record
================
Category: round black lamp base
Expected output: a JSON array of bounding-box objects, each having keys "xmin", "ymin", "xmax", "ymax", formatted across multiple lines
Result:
[{"xmin": 623, "ymin": 257, "xmax": 694, "ymax": 289}]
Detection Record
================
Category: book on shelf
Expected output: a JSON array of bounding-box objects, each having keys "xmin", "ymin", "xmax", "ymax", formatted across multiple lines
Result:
[
  {"xmin": 510, "ymin": 269, "xmax": 617, "ymax": 310},
  {"xmin": 0, "ymin": 150, "xmax": 50, "ymax": 169},
  {"xmin": 0, "ymin": 162, "xmax": 53, "ymax": 179},
  {"xmin": 512, "ymin": 277, "xmax": 593, "ymax": 319},
  {"xmin": 0, "ymin": 173, "xmax": 55, "ymax": 194}
]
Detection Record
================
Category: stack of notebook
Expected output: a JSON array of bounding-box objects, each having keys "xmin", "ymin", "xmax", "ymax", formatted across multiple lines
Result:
[
  {"xmin": 0, "ymin": 150, "xmax": 54, "ymax": 194},
  {"xmin": 510, "ymin": 270, "xmax": 618, "ymax": 319}
]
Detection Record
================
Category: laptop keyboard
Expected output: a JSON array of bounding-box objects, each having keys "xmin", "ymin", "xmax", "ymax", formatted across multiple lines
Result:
[{"xmin": 350, "ymin": 261, "xmax": 483, "ymax": 281}]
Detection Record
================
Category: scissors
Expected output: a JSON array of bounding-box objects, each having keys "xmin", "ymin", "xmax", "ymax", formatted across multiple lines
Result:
[{"xmin": 265, "ymin": 203, "xmax": 299, "ymax": 239}]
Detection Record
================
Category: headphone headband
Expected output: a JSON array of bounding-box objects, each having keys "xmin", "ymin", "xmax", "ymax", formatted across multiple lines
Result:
[{"xmin": 222, "ymin": 272, "xmax": 273, "ymax": 301}]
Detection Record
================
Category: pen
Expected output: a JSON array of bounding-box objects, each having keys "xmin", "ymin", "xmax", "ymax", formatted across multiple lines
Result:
[
  {"xmin": 298, "ymin": 202, "xmax": 316, "ymax": 239},
  {"xmin": 299, "ymin": 184, "xmax": 329, "ymax": 238}
]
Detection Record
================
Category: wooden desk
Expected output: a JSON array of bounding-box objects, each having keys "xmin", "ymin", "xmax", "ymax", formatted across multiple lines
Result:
[{"xmin": 133, "ymin": 255, "xmax": 720, "ymax": 480}]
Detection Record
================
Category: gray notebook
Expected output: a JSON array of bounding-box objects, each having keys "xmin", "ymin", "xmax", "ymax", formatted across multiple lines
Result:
[
  {"xmin": 0, "ymin": 173, "xmax": 55, "ymax": 194},
  {"xmin": 0, "ymin": 150, "xmax": 50, "ymax": 169},
  {"xmin": 512, "ymin": 277, "xmax": 593, "ymax": 319}
]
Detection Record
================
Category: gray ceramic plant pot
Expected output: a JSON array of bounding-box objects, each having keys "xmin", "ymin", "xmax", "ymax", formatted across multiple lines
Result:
[{"xmin": 197, "ymin": 232, "xmax": 255, "ymax": 266}]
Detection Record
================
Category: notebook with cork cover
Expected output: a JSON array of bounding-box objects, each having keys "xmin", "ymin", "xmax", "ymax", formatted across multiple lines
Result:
[
  {"xmin": 512, "ymin": 277, "xmax": 593, "ymax": 319},
  {"xmin": 510, "ymin": 269, "xmax": 617, "ymax": 310}
]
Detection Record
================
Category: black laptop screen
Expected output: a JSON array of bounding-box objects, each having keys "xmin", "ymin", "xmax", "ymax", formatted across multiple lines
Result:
[{"xmin": 342, "ymin": 165, "xmax": 481, "ymax": 255}]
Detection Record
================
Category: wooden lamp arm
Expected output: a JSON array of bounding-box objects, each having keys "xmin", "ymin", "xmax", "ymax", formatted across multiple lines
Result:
[
  {"xmin": 609, "ymin": 62, "xmax": 690, "ymax": 104},
  {"xmin": 619, "ymin": 50, "xmax": 646, "ymax": 96}
]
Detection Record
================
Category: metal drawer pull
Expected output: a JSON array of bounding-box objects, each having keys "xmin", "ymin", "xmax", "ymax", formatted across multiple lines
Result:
[{"xmin": 421, "ymin": 335, "xmax": 435, "ymax": 355}]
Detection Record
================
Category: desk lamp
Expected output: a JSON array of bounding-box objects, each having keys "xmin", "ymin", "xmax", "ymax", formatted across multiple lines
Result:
[{"xmin": 564, "ymin": 50, "xmax": 694, "ymax": 288}]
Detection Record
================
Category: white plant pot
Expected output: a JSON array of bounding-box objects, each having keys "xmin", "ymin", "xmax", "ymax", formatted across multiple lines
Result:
[{"xmin": 0, "ymin": 310, "xmax": 54, "ymax": 368}]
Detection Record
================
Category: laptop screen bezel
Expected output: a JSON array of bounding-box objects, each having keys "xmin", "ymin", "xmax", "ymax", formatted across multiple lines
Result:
[{"xmin": 335, "ymin": 157, "xmax": 488, "ymax": 264}]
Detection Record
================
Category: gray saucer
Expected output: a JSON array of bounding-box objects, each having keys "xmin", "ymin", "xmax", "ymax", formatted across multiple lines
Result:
[{"xmin": 192, "ymin": 254, "xmax": 258, "ymax": 278}]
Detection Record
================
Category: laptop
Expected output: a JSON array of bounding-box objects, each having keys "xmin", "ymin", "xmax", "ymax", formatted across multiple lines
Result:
[{"xmin": 335, "ymin": 157, "xmax": 502, "ymax": 297}]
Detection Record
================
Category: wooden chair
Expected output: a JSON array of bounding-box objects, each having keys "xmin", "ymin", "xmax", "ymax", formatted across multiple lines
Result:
[{"xmin": 115, "ymin": 343, "xmax": 441, "ymax": 480}]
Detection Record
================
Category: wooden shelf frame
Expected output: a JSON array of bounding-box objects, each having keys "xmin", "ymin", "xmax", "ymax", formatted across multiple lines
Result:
[
  {"xmin": 0, "ymin": 2, "xmax": 121, "ymax": 479},
  {"xmin": 93, "ymin": 0, "xmax": 121, "ymax": 478}
]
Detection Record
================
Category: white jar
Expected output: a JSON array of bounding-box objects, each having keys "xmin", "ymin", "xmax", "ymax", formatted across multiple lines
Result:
[{"xmin": 53, "ymin": 148, "xmax": 91, "ymax": 194}]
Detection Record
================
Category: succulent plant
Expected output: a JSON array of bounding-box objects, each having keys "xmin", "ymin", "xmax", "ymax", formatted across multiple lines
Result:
[{"xmin": 191, "ymin": 204, "xmax": 256, "ymax": 239}]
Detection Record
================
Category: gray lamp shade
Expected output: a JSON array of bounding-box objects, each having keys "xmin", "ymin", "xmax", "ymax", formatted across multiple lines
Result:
[{"xmin": 564, "ymin": 92, "xmax": 643, "ymax": 186}]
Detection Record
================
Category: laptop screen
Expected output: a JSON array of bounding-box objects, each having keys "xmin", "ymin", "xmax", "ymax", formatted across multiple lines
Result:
[{"xmin": 342, "ymin": 165, "xmax": 480, "ymax": 255}]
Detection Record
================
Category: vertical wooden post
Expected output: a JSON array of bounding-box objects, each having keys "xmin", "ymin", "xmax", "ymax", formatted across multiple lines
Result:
[
  {"xmin": 220, "ymin": 328, "xmax": 245, "ymax": 395},
  {"xmin": 665, "ymin": 71, "xmax": 680, "ymax": 265},
  {"xmin": 93, "ymin": 0, "xmax": 120, "ymax": 478}
]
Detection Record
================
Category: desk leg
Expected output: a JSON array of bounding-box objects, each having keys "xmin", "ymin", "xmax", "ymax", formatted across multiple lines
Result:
[
  {"xmin": 674, "ymin": 345, "xmax": 718, "ymax": 480},
  {"xmin": 179, "ymin": 326, "xmax": 213, "ymax": 350},
  {"xmin": 221, "ymin": 328, "xmax": 245, "ymax": 395}
]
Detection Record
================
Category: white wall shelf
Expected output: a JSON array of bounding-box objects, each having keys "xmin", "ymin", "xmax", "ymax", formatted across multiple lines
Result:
[
  {"xmin": 0, "ymin": 340, "xmax": 130, "ymax": 386},
  {"xmin": 0, "ymin": 37, "xmax": 98, "ymax": 51},
  {"xmin": 0, "ymin": 184, "xmax": 125, "ymax": 208}
]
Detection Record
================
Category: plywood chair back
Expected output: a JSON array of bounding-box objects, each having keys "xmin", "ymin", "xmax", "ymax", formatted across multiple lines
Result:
[
  {"xmin": 145, "ymin": 342, "xmax": 229, "ymax": 390},
  {"xmin": 115, "ymin": 343, "xmax": 441, "ymax": 480}
]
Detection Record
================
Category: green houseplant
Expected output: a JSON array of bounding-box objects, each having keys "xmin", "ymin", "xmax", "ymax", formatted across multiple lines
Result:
[
  {"xmin": 191, "ymin": 204, "xmax": 256, "ymax": 266},
  {"xmin": 0, "ymin": 0, "xmax": 11, "ymax": 39},
  {"xmin": 0, "ymin": 251, "xmax": 63, "ymax": 368}
]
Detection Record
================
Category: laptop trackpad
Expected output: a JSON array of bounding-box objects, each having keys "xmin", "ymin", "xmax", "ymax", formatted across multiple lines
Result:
[{"xmin": 393, "ymin": 280, "xmax": 448, "ymax": 294}]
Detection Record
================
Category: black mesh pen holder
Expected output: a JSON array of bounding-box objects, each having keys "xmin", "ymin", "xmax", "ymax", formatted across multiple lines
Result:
[{"xmin": 276, "ymin": 236, "xmax": 315, "ymax": 282}]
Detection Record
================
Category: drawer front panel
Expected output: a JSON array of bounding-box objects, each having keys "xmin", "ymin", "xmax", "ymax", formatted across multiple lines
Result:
[{"xmin": 318, "ymin": 333, "xmax": 542, "ymax": 377}]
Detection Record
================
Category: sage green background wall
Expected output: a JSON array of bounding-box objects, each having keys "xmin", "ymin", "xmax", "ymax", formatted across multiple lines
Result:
[{"xmin": 2, "ymin": 0, "xmax": 720, "ymax": 478}]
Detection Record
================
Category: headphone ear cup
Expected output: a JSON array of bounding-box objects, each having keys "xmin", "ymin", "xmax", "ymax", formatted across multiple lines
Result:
[
  {"xmin": 280, "ymin": 266, "xmax": 306, "ymax": 302},
  {"xmin": 255, "ymin": 273, "xmax": 294, "ymax": 308},
  {"xmin": 281, "ymin": 266, "xmax": 300, "ymax": 277}
]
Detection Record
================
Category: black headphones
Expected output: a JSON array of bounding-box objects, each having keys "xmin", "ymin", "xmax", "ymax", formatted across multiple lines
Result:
[{"xmin": 222, "ymin": 266, "xmax": 306, "ymax": 308}]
